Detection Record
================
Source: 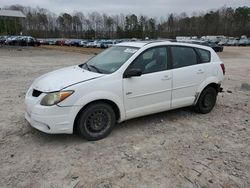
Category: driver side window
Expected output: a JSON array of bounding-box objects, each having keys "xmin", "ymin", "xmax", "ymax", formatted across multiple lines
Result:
[{"xmin": 130, "ymin": 47, "xmax": 168, "ymax": 74}]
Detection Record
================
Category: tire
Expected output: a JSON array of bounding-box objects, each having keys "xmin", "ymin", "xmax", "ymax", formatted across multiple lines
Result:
[
  {"xmin": 194, "ymin": 87, "xmax": 217, "ymax": 114},
  {"xmin": 76, "ymin": 102, "xmax": 116, "ymax": 141}
]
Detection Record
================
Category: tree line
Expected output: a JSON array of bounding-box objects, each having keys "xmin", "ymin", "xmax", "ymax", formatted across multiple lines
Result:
[{"xmin": 0, "ymin": 5, "xmax": 249, "ymax": 39}]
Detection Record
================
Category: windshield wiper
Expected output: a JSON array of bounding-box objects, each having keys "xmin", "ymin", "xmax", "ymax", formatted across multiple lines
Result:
[
  {"xmin": 89, "ymin": 65, "xmax": 103, "ymax": 73},
  {"xmin": 80, "ymin": 63, "xmax": 103, "ymax": 73},
  {"xmin": 80, "ymin": 63, "xmax": 91, "ymax": 71},
  {"xmin": 85, "ymin": 63, "xmax": 91, "ymax": 71}
]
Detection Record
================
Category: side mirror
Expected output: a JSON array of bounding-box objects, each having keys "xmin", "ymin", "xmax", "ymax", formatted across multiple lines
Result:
[{"xmin": 123, "ymin": 68, "xmax": 142, "ymax": 78}]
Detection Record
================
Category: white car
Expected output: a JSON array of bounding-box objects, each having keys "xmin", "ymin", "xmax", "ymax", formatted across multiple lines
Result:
[{"xmin": 25, "ymin": 41, "xmax": 225, "ymax": 141}]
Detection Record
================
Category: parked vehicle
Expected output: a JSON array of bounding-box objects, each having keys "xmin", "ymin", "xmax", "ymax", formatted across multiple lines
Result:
[
  {"xmin": 99, "ymin": 40, "xmax": 119, "ymax": 48},
  {"xmin": 64, "ymin": 40, "xmax": 72, "ymax": 46},
  {"xmin": 100, "ymin": 41, "xmax": 110, "ymax": 48},
  {"xmin": 25, "ymin": 41, "xmax": 224, "ymax": 141},
  {"xmin": 226, "ymin": 38, "xmax": 239, "ymax": 46},
  {"xmin": 179, "ymin": 40, "xmax": 223, "ymax": 52},
  {"xmin": 38, "ymin": 39, "xmax": 49, "ymax": 45},
  {"xmin": 201, "ymin": 36, "xmax": 226, "ymax": 44},
  {"xmin": 0, "ymin": 36, "xmax": 7, "ymax": 44},
  {"xmin": 100, "ymin": 41, "xmax": 112, "ymax": 48},
  {"xmin": 238, "ymin": 38, "xmax": 249, "ymax": 46},
  {"xmin": 10, "ymin": 36, "xmax": 23, "ymax": 45},
  {"xmin": 70, "ymin": 39, "xmax": 82, "ymax": 47},
  {"xmin": 218, "ymin": 39, "xmax": 228, "ymax": 46},
  {"xmin": 79, "ymin": 40, "xmax": 88, "ymax": 47},
  {"xmin": 4, "ymin": 36, "xmax": 18, "ymax": 45},
  {"xmin": 21, "ymin": 36, "xmax": 41, "ymax": 46},
  {"xmin": 91, "ymin": 40, "xmax": 98, "ymax": 48},
  {"xmin": 56, "ymin": 39, "xmax": 65, "ymax": 46},
  {"xmin": 96, "ymin": 40, "xmax": 104, "ymax": 48},
  {"xmin": 202, "ymin": 41, "xmax": 223, "ymax": 52},
  {"xmin": 86, "ymin": 41, "xmax": 94, "ymax": 48},
  {"xmin": 47, "ymin": 39, "xmax": 57, "ymax": 45},
  {"xmin": 4, "ymin": 36, "xmax": 40, "ymax": 46}
]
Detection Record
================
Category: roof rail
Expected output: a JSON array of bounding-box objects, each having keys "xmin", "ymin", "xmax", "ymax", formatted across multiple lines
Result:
[{"xmin": 143, "ymin": 39, "xmax": 176, "ymax": 46}]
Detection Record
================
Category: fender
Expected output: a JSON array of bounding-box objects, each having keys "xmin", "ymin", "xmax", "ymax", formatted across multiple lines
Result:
[
  {"xmin": 194, "ymin": 76, "xmax": 221, "ymax": 105},
  {"xmin": 69, "ymin": 90, "xmax": 126, "ymax": 122}
]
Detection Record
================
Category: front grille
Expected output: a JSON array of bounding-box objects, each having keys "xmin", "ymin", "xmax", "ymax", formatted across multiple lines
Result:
[{"xmin": 32, "ymin": 89, "xmax": 42, "ymax": 97}]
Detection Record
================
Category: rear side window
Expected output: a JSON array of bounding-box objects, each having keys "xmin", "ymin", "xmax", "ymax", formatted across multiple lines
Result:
[
  {"xmin": 171, "ymin": 46, "xmax": 197, "ymax": 68},
  {"xmin": 196, "ymin": 48, "xmax": 210, "ymax": 63}
]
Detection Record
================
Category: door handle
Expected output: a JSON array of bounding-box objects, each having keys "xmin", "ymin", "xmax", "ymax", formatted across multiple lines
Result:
[
  {"xmin": 197, "ymin": 69, "xmax": 204, "ymax": 74},
  {"xmin": 161, "ymin": 75, "xmax": 172, "ymax": 81}
]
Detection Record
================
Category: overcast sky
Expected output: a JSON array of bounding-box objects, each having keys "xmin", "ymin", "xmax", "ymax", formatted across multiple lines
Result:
[{"xmin": 0, "ymin": 0, "xmax": 249, "ymax": 17}]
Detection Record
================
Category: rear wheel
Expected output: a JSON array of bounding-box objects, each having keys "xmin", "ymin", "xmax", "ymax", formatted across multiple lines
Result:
[
  {"xmin": 194, "ymin": 87, "xmax": 217, "ymax": 114},
  {"xmin": 76, "ymin": 102, "xmax": 116, "ymax": 141}
]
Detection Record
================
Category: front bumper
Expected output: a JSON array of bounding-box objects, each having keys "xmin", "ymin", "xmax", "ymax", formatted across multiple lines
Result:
[
  {"xmin": 25, "ymin": 89, "xmax": 79, "ymax": 134},
  {"xmin": 24, "ymin": 109, "xmax": 73, "ymax": 134}
]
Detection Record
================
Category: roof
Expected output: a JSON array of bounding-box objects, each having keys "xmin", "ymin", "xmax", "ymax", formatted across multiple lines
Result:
[{"xmin": 0, "ymin": 10, "xmax": 26, "ymax": 18}]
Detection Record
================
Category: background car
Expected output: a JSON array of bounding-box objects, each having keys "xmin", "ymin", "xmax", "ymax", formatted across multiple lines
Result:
[
  {"xmin": 37, "ymin": 39, "xmax": 49, "ymax": 45},
  {"xmin": 226, "ymin": 38, "xmax": 239, "ymax": 46},
  {"xmin": 238, "ymin": 38, "xmax": 249, "ymax": 46},
  {"xmin": 218, "ymin": 39, "xmax": 228, "ymax": 46},
  {"xmin": 202, "ymin": 41, "xmax": 224, "ymax": 52},
  {"xmin": 0, "ymin": 36, "xmax": 7, "ymax": 44},
  {"xmin": 20, "ymin": 36, "xmax": 40, "ymax": 46},
  {"xmin": 56, "ymin": 39, "xmax": 65, "ymax": 46},
  {"xmin": 179, "ymin": 40, "xmax": 223, "ymax": 52},
  {"xmin": 79, "ymin": 40, "xmax": 88, "ymax": 47}
]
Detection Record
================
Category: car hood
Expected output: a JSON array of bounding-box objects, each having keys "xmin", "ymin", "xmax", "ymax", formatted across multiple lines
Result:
[{"xmin": 32, "ymin": 65, "xmax": 103, "ymax": 92}]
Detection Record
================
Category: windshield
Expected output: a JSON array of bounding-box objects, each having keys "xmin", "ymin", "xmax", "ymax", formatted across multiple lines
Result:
[{"xmin": 81, "ymin": 46, "xmax": 139, "ymax": 74}]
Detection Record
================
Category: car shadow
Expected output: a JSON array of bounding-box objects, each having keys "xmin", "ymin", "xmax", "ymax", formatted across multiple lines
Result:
[
  {"xmin": 114, "ymin": 107, "xmax": 197, "ymax": 131},
  {"xmin": 25, "ymin": 106, "xmax": 197, "ymax": 144}
]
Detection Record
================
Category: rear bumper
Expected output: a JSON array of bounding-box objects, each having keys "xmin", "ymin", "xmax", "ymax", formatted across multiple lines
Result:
[{"xmin": 219, "ymin": 87, "xmax": 223, "ymax": 92}]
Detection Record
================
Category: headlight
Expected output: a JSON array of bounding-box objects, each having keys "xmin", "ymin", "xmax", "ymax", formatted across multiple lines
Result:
[{"xmin": 40, "ymin": 91, "xmax": 74, "ymax": 106}]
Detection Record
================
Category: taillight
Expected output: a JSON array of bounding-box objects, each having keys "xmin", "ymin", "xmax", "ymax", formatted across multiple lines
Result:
[{"xmin": 220, "ymin": 63, "xmax": 225, "ymax": 75}]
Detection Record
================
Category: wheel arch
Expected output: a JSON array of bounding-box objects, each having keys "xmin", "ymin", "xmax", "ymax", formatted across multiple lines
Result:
[
  {"xmin": 73, "ymin": 99, "xmax": 121, "ymax": 134},
  {"xmin": 205, "ymin": 83, "xmax": 221, "ymax": 93},
  {"xmin": 194, "ymin": 78, "xmax": 221, "ymax": 105}
]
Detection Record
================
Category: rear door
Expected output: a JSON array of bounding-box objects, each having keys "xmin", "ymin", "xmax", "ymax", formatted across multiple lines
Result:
[{"xmin": 170, "ymin": 46, "xmax": 206, "ymax": 108}]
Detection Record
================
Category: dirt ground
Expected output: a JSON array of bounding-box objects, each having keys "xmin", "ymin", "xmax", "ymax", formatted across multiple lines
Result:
[{"xmin": 0, "ymin": 45, "xmax": 249, "ymax": 188}]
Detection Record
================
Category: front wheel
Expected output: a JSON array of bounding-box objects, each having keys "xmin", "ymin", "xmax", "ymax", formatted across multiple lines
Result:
[
  {"xmin": 194, "ymin": 87, "xmax": 217, "ymax": 114},
  {"xmin": 76, "ymin": 102, "xmax": 116, "ymax": 141}
]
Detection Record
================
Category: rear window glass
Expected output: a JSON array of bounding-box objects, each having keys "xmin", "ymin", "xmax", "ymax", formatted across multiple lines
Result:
[
  {"xmin": 171, "ymin": 46, "xmax": 197, "ymax": 68},
  {"xmin": 196, "ymin": 48, "xmax": 210, "ymax": 63}
]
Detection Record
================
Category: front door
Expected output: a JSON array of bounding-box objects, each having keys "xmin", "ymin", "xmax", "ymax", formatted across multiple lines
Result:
[{"xmin": 123, "ymin": 46, "xmax": 172, "ymax": 119}]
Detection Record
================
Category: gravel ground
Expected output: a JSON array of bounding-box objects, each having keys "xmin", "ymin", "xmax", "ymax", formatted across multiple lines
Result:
[{"xmin": 0, "ymin": 46, "xmax": 249, "ymax": 188}]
